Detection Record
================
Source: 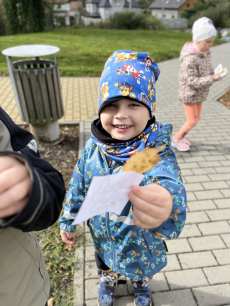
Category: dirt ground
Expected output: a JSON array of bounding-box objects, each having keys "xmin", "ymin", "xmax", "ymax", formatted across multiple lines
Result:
[
  {"xmin": 21, "ymin": 124, "xmax": 79, "ymax": 190},
  {"xmin": 219, "ymin": 89, "xmax": 230, "ymax": 109}
]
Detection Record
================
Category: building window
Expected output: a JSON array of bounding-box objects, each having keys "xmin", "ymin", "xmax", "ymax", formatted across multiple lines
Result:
[
  {"xmin": 172, "ymin": 15, "xmax": 174, "ymax": 18},
  {"xmin": 114, "ymin": 0, "xmax": 120, "ymax": 4},
  {"xmin": 187, "ymin": 3, "xmax": 190, "ymax": 7}
]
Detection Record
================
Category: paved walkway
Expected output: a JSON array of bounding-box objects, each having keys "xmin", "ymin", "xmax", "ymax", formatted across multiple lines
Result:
[{"xmin": 1, "ymin": 43, "xmax": 230, "ymax": 306}]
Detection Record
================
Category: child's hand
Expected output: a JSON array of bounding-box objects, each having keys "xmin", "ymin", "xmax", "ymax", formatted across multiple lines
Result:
[
  {"xmin": 0, "ymin": 156, "xmax": 32, "ymax": 218},
  {"xmin": 212, "ymin": 73, "xmax": 222, "ymax": 81},
  {"xmin": 60, "ymin": 230, "xmax": 76, "ymax": 245},
  {"xmin": 128, "ymin": 184, "xmax": 173, "ymax": 230}
]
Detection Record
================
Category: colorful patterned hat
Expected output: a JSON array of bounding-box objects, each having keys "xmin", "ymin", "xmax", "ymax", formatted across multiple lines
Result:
[{"xmin": 98, "ymin": 50, "xmax": 160, "ymax": 119}]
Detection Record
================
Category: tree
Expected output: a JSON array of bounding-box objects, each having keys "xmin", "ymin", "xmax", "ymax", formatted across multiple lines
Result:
[
  {"xmin": 2, "ymin": 0, "xmax": 46, "ymax": 34},
  {"xmin": 189, "ymin": 1, "xmax": 230, "ymax": 38}
]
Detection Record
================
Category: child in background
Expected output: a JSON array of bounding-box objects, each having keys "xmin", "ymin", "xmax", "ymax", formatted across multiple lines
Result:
[
  {"xmin": 172, "ymin": 17, "xmax": 222, "ymax": 151},
  {"xmin": 60, "ymin": 50, "xmax": 186, "ymax": 306}
]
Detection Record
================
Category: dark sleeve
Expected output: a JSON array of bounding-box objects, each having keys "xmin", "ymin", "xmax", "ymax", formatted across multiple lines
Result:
[{"xmin": 0, "ymin": 108, "xmax": 66, "ymax": 232}]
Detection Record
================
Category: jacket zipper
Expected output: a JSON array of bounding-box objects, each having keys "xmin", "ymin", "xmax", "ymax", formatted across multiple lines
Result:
[
  {"xmin": 106, "ymin": 212, "xmax": 116, "ymax": 271},
  {"xmin": 104, "ymin": 157, "xmax": 116, "ymax": 271}
]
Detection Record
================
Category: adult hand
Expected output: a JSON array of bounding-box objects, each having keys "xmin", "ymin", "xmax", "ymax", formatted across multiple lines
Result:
[
  {"xmin": 128, "ymin": 184, "xmax": 173, "ymax": 229},
  {"xmin": 212, "ymin": 73, "xmax": 222, "ymax": 81},
  {"xmin": 0, "ymin": 156, "xmax": 32, "ymax": 218},
  {"xmin": 60, "ymin": 230, "xmax": 76, "ymax": 244}
]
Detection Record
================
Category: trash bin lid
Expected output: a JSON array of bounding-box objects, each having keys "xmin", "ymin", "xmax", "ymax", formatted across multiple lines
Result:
[{"xmin": 2, "ymin": 45, "xmax": 60, "ymax": 57}]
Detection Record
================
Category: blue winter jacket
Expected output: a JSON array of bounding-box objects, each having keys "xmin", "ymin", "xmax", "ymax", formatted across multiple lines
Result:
[{"xmin": 59, "ymin": 122, "xmax": 187, "ymax": 280}]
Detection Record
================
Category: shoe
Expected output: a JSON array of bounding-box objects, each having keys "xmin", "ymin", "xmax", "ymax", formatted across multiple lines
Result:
[
  {"xmin": 172, "ymin": 135, "xmax": 190, "ymax": 151},
  {"xmin": 133, "ymin": 283, "xmax": 152, "ymax": 306},
  {"xmin": 98, "ymin": 281, "xmax": 115, "ymax": 306},
  {"xmin": 175, "ymin": 133, "xmax": 191, "ymax": 146}
]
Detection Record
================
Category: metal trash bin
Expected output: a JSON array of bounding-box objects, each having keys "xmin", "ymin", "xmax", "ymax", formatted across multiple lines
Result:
[
  {"xmin": 13, "ymin": 58, "xmax": 64, "ymax": 126},
  {"xmin": 2, "ymin": 45, "xmax": 64, "ymax": 142}
]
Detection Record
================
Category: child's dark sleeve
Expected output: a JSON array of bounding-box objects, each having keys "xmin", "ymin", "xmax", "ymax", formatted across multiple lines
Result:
[
  {"xmin": 0, "ymin": 107, "xmax": 66, "ymax": 232},
  {"xmin": 59, "ymin": 150, "xmax": 86, "ymax": 232}
]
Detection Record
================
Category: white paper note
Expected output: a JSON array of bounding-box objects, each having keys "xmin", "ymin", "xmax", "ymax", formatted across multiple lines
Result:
[{"xmin": 72, "ymin": 171, "xmax": 144, "ymax": 225}]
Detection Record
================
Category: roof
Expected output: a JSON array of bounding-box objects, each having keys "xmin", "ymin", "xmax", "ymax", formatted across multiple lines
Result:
[
  {"xmin": 149, "ymin": 0, "xmax": 188, "ymax": 9},
  {"xmin": 98, "ymin": 0, "xmax": 111, "ymax": 7},
  {"xmin": 124, "ymin": 0, "xmax": 141, "ymax": 8},
  {"xmin": 85, "ymin": 0, "xmax": 100, "ymax": 3}
]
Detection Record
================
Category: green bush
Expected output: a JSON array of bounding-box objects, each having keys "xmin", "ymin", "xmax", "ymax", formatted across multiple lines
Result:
[
  {"xmin": 189, "ymin": 1, "xmax": 230, "ymax": 37},
  {"xmin": 2, "ymin": 0, "xmax": 46, "ymax": 35},
  {"xmin": 0, "ymin": 7, "xmax": 6, "ymax": 36},
  {"xmin": 95, "ymin": 11, "xmax": 164, "ymax": 30}
]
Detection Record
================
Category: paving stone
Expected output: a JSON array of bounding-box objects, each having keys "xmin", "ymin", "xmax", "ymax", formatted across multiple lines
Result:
[
  {"xmin": 214, "ymin": 199, "xmax": 230, "ymax": 209},
  {"xmin": 178, "ymin": 251, "xmax": 218, "ymax": 269},
  {"xmin": 85, "ymin": 300, "xmax": 98, "ymax": 306},
  {"xmin": 184, "ymin": 183, "xmax": 204, "ymax": 192},
  {"xmin": 165, "ymin": 239, "xmax": 192, "ymax": 254},
  {"xmin": 202, "ymin": 181, "xmax": 229, "ymax": 190},
  {"xmin": 114, "ymin": 295, "xmax": 134, "ymax": 306},
  {"xmin": 192, "ymin": 284, "xmax": 230, "ymax": 306},
  {"xmin": 189, "ymin": 236, "xmax": 226, "ymax": 251},
  {"xmin": 165, "ymin": 269, "xmax": 208, "ymax": 290},
  {"xmin": 215, "ymin": 167, "xmax": 230, "ymax": 174},
  {"xmin": 221, "ymin": 234, "xmax": 230, "ymax": 247},
  {"xmin": 213, "ymin": 249, "xmax": 230, "ymax": 265},
  {"xmin": 194, "ymin": 190, "xmax": 223, "ymax": 200},
  {"xmin": 179, "ymin": 162, "xmax": 199, "ymax": 169},
  {"xmin": 181, "ymin": 169, "xmax": 194, "ymax": 176},
  {"xmin": 206, "ymin": 209, "xmax": 230, "ymax": 221},
  {"xmin": 179, "ymin": 224, "xmax": 202, "ymax": 238},
  {"xmin": 221, "ymin": 189, "xmax": 230, "ymax": 197},
  {"xmin": 204, "ymin": 265, "xmax": 230, "ymax": 285},
  {"xmin": 85, "ymin": 279, "xmax": 99, "ymax": 300},
  {"xmin": 85, "ymin": 262, "xmax": 97, "ymax": 279},
  {"xmin": 161, "ymin": 254, "xmax": 181, "ymax": 272},
  {"xmin": 192, "ymin": 168, "xmax": 217, "ymax": 175},
  {"xmin": 198, "ymin": 161, "xmax": 221, "ymax": 168},
  {"xmin": 198, "ymin": 221, "xmax": 230, "ymax": 235},
  {"xmin": 152, "ymin": 289, "xmax": 197, "ymax": 306},
  {"xmin": 205, "ymin": 155, "xmax": 227, "ymax": 161},
  {"xmin": 187, "ymin": 200, "xmax": 216, "ymax": 211},
  {"xmin": 85, "ymin": 233, "xmax": 93, "ymax": 246},
  {"xmin": 209, "ymin": 173, "xmax": 230, "ymax": 181},
  {"xmin": 185, "ymin": 175, "xmax": 210, "ymax": 183},
  {"xmin": 86, "ymin": 246, "xmax": 95, "ymax": 261},
  {"xmin": 186, "ymin": 192, "xmax": 197, "ymax": 201},
  {"xmin": 149, "ymin": 273, "xmax": 169, "ymax": 292},
  {"xmin": 74, "ymin": 276, "xmax": 84, "ymax": 306},
  {"xmin": 186, "ymin": 211, "xmax": 209, "ymax": 224}
]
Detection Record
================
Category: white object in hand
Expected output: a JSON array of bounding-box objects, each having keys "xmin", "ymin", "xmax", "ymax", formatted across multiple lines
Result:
[
  {"xmin": 214, "ymin": 64, "xmax": 228, "ymax": 77},
  {"xmin": 72, "ymin": 171, "xmax": 144, "ymax": 225}
]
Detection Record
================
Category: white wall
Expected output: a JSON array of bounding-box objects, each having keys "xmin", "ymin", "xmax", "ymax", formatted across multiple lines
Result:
[{"xmin": 151, "ymin": 9, "xmax": 178, "ymax": 19}]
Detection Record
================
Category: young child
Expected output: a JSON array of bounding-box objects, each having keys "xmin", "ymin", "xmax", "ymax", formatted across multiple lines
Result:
[
  {"xmin": 172, "ymin": 17, "xmax": 222, "ymax": 151},
  {"xmin": 0, "ymin": 107, "xmax": 66, "ymax": 306},
  {"xmin": 60, "ymin": 50, "xmax": 187, "ymax": 306}
]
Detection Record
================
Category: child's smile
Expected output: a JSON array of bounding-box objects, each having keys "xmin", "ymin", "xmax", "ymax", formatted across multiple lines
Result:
[{"xmin": 100, "ymin": 99, "xmax": 150, "ymax": 141}]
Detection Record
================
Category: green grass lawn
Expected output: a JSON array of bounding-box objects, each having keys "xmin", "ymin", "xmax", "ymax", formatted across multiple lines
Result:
[{"xmin": 0, "ymin": 28, "xmax": 197, "ymax": 76}]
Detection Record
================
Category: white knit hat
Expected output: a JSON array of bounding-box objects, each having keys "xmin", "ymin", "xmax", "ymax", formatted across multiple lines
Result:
[{"xmin": 192, "ymin": 17, "xmax": 217, "ymax": 43}]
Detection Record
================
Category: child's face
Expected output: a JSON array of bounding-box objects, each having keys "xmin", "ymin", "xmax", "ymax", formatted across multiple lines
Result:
[
  {"xmin": 197, "ymin": 36, "xmax": 215, "ymax": 53},
  {"xmin": 100, "ymin": 99, "xmax": 150, "ymax": 141}
]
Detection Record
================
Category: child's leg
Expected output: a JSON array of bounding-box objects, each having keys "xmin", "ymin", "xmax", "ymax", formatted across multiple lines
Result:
[
  {"xmin": 131, "ymin": 277, "xmax": 153, "ymax": 306},
  {"xmin": 177, "ymin": 103, "xmax": 202, "ymax": 140},
  {"xmin": 95, "ymin": 252, "xmax": 119, "ymax": 306}
]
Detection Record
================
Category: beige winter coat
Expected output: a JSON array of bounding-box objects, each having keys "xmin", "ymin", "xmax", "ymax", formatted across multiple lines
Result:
[{"xmin": 178, "ymin": 43, "xmax": 214, "ymax": 104}]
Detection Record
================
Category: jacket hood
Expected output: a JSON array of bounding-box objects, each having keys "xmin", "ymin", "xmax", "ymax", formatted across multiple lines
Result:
[{"xmin": 180, "ymin": 43, "xmax": 210, "ymax": 63}]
